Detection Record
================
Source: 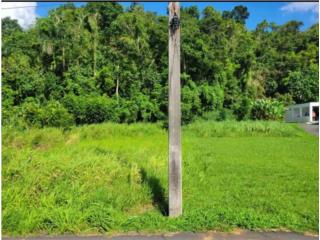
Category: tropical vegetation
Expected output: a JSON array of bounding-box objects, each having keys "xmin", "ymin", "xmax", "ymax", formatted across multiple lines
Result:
[{"xmin": 2, "ymin": 3, "xmax": 319, "ymax": 127}]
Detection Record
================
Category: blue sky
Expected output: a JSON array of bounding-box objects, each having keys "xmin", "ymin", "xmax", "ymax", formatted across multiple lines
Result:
[
  {"xmin": 2, "ymin": 2, "xmax": 318, "ymax": 30},
  {"xmin": 35, "ymin": 2, "xmax": 319, "ymax": 30}
]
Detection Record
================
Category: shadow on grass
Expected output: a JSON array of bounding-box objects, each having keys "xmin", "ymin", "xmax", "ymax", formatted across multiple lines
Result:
[{"xmin": 140, "ymin": 168, "xmax": 168, "ymax": 216}]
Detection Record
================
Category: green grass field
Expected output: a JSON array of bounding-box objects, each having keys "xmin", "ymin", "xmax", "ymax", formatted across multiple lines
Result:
[{"xmin": 2, "ymin": 121, "xmax": 318, "ymax": 236}]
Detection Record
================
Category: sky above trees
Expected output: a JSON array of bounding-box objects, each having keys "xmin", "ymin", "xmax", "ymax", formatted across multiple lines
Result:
[{"xmin": 1, "ymin": 2, "xmax": 319, "ymax": 30}]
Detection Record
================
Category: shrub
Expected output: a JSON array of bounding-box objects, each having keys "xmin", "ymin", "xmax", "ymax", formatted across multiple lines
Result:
[
  {"xmin": 233, "ymin": 97, "xmax": 252, "ymax": 120},
  {"xmin": 250, "ymin": 99, "xmax": 284, "ymax": 120},
  {"xmin": 217, "ymin": 108, "xmax": 236, "ymax": 121},
  {"xmin": 199, "ymin": 84, "xmax": 224, "ymax": 112},
  {"xmin": 134, "ymin": 94, "xmax": 160, "ymax": 122},
  {"xmin": 2, "ymin": 106, "xmax": 26, "ymax": 129},
  {"xmin": 182, "ymin": 85, "xmax": 202, "ymax": 124},
  {"xmin": 21, "ymin": 99, "xmax": 43, "ymax": 127},
  {"xmin": 63, "ymin": 95, "xmax": 116, "ymax": 125},
  {"xmin": 116, "ymin": 99, "xmax": 139, "ymax": 123},
  {"xmin": 200, "ymin": 109, "xmax": 236, "ymax": 122},
  {"xmin": 85, "ymin": 97, "xmax": 111, "ymax": 124},
  {"xmin": 62, "ymin": 94, "xmax": 86, "ymax": 124},
  {"xmin": 275, "ymin": 93, "xmax": 294, "ymax": 106},
  {"xmin": 285, "ymin": 65, "xmax": 319, "ymax": 103},
  {"xmin": 20, "ymin": 99, "xmax": 74, "ymax": 128},
  {"xmin": 41, "ymin": 101, "xmax": 74, "ymax": 127}
]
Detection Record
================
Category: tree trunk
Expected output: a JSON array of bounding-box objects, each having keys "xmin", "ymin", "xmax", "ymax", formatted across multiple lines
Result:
[
  {"xmin": 62, "ymin": 46, "xmax": 65, "ymax": 72},
  {"xmin": 93, "ymin": 39, "xmax": 96, "ymax": 77},
  {"xmin": 115, "ymin": 65, "xmax": 119, "ymax": 102}
]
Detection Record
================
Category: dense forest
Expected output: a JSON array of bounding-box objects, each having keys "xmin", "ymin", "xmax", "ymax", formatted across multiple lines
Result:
[{"xmin": 2, "ymin": 3, "xmax": 319, "ymax": 128}]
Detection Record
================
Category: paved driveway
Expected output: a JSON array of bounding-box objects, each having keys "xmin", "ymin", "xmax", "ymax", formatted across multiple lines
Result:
[
  {"xmin": 4, "ymin": 231, "xmax": 318, "ymax": 240},
  {"xmin": 300, "ymin": 124, "xmax": 319, "ymax": 136}
]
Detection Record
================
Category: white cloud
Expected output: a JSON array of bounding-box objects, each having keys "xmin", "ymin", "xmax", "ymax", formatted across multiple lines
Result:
[
  {"xmin": 281, "ymin": 2, "xmax": 319, "ymax": 14},
  {"xmin": 1, "ymin": 2, "xmax": 37, "ymax": 29}
]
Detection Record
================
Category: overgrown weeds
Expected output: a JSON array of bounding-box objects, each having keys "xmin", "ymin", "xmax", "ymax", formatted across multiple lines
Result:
[{"xmin": 2, "ymin": 121, "xmax": 318, "ymax": 235}]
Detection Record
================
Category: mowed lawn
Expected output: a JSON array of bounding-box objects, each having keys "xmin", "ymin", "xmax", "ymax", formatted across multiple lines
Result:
[{"xmin": 2, "ymin": 121, "xmax": 318, "ymax": 235}]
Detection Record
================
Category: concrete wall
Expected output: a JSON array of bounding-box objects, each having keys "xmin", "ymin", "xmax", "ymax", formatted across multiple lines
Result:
[{"xmin": 285, "ymin": 102, "xmax": 319, "ymax": 123}]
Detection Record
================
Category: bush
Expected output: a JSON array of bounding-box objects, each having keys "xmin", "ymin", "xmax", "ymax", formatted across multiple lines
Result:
[
  {"xmin": 41, "ymin": 101, "xmax": 74, "ymax": 127},
  {"xmin": 217, "ymin": 108, "xmax": 236, "ymax": 121},
  {"xmin": 85, "ymin": 97, "xmax": 112, "ymax": 124},
  {"xmin": 250, "ymin": 99, "xmax": 284, "ymax": 120},
  {"xmin": 199, "ymin": 84, "xmax": 224, "ymax": 112},
  {"xmin": 116, "ymin": 99, "xmax": 139, "ymax": 123},
  {"xmin": 233, "ymin": 97, "xmax": 252, "ymax": 120},
  {"xmin": 182, "ymin": 85, "xmax": 202, "ymax": 124},
  {"xmin": 20, "ymin": 99, "xmax": 74, "ymax": 128},
  {"xmin": 62, "ymin": 94, "xmax": 86, "ymax": 124},
  {"xmin": 21, "ymin": 99, "xmax": 43, "ymax": 127},
  {"xmin": 63, "ymin": 95, "xmax": 116, "ymax": 125},
  {"xmin": 2, "ymin": 106, "xmax": 26, "ymax": 130},
  {"xmin": 200, "ymin": 109, "xmax": 236, "ymax": 122},
  {"xmin": 285, "ymin": 65, "xmax": 319, "ymax": 103},
  {"xmin": 134, "ymin": 94, "xmax": 159, "ymax": 122}
]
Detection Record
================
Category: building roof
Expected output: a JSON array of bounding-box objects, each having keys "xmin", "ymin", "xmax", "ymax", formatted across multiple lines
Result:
[{"xmin": 288, "ymin": 102, "xmax": 319, "ymax": 108}]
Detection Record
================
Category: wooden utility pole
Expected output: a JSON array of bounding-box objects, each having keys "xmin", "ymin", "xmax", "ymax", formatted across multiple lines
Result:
[{"xmin": 168, "ymin": 2, "xmax": 182, "ymax": 217}]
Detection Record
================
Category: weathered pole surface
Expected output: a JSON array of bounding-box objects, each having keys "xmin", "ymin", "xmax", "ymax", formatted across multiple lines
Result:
[{"xmin": 168, "ymin": 2, "xmax": 182, "ymax": 217}]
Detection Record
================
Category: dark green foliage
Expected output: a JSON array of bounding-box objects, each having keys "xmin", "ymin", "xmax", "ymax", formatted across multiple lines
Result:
[
  {"xmin": 199, "ymin": 84, "xmax": 224, "ymax": 112},
  {"xmin": 42, "ymin": 101, "xmax": 74, "ymax": 127},
  {"xmin": 1, "ymin": 4, "xmax": 319, "ymax": 128},
  {"xmin": 21, "ymin": 99, "xmax": 44, "ymax": 127},
  {"xmin": 285, "ymin": 65, "xmax": 319, "ymax": 103},
  {"xmin": 200, "ymin": 109, "xmax": 236, "ymax": 122},
  {"xmin": 222, "ymin": 5, "xmax": 249, "ymax": 24},
  {"xmin": 83, "ymin": 97, "xmax": 114, "ymax": 124},
  {"xmin": 62, "ymin": 95, "xmax": 87, "ymax": 124},
  {"xmin": 62, "ymin": 95, "xmax": 116, "ymax": 124},
  {"xmin": 182, "ymin": 6, "xmax": 200, "ymax": 19},
  {"xmin": 20, "ymin": 99, "xmax": 74, "ymax": 128},
  {"xmin": 2, "ymin": 17, "xmax": 22, "ymax": 36},
  {"xmin": 233, "ymin": 97, "xmax": 252, "ymax": 120},
  {"xmin": 181, "ymin": 84, "xmax": 202, "ymax": 124}
]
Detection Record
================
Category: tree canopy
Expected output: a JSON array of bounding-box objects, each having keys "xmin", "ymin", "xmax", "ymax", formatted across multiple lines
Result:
[{"xmin": 2, "ymin": 3, "xmax": 319, "ymax": 127}]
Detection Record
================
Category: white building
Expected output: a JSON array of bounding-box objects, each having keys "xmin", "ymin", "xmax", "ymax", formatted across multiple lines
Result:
[{"xmin": 285, "ymin": 102, "xmax": 319, "ymax": 123}]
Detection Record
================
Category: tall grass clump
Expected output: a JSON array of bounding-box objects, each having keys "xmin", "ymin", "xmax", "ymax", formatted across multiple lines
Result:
[{"xmin": 184, "ymin": 120, "xmax": 306, "ymax": 138}]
